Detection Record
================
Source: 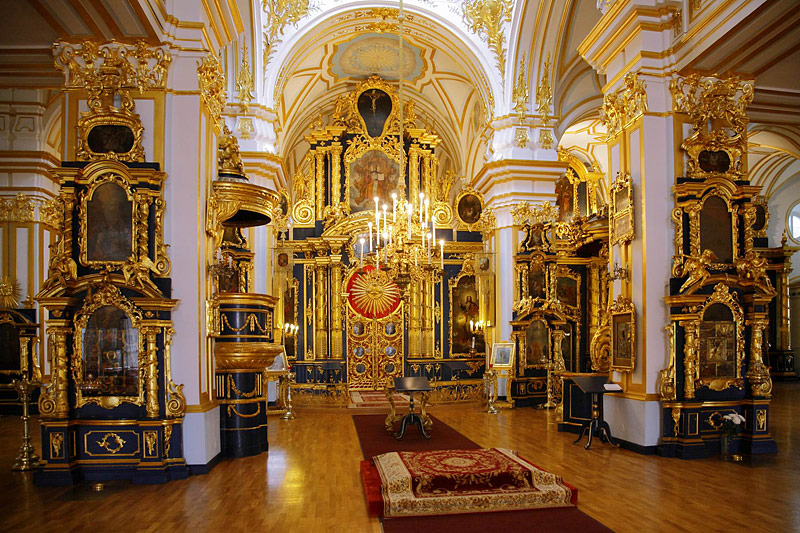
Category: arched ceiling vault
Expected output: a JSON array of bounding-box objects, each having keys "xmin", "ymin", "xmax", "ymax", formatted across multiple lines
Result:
[
  {"xmin": 512, "ymin": 0, "xmax": 603, "ymax": 139},
  {"xmin": 265, "ymin": 5, "xmax": 498, "ymax": 182}
]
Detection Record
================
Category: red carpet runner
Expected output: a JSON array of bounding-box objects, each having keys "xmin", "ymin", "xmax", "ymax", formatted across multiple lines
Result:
[{"xmin": 353, "ymin": 414, "xmax": 613, "ymax": 532}]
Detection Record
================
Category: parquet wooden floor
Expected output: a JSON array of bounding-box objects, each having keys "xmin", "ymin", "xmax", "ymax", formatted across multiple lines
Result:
[{"xmin": 2, "ymin": 383, "xmax": 800, "ymax": 532}]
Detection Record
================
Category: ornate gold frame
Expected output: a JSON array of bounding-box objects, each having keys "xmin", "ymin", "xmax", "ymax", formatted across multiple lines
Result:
[
  {"xmin": 609, "ymin": 295, "xmax": 635, "ymax": 372},
  {"xmin": 549, "ymin": 264, "xmax": 581, "ymax": 316},
  {"xmin": 78, "ymin": 172, "xmax": 137, "ymax": 269},
  {"xmin": 77, "ymin": 108, "xmax": 145, "ymax": 163},
  {"xmin": 690, "ymin": 283, "xmax": 745, "ymax": 392},
  {"xmin": 454, "ymin": 185, "xmax": 485, "ymax": 231},
  {"xmin": 517, "ymin": 314, "xmax": 550, "ymax": 371},
  {"xmin": 489, "ymin": 341, "xmax": 515, "ymax": 370},
  {"xmin": 610, "ymin": 171, "xmax": 634, "ymax": 245},
  {"xmin": 448, "ymin": 258, "xmax": 483, "ymax": 358},
  {"xmin": 343, "ymin": 136, "xmax": 405, "ymax": 214},
  {"xmin": 72, "ymin": 284, "xmax": 145, "ymax": 409},
  {"xmin": 749, "ymin": 195, "xmax": 769, "ymax": 239}
]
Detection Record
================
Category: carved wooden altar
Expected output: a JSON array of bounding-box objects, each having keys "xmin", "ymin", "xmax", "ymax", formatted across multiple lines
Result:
[
  {"xmin": 659, "ymin": 75, "xmax": 786, "ymax": 458},
  {"xmin": 35, "ymin": 41, "xmax": 186, "ymax": 484}
]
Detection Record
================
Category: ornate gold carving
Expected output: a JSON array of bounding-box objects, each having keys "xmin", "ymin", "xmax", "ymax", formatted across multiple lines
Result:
[
  {"xmin": 461, "ymin": 0, "xmax": 513, "ymax": 83},
  {"xmin": 536, "ymin": 53, "xmax": 552, "ymax": 125},
  {"xmin": 734, "ymin": 250, "xmax": 774, "ymax": 295},
  {"xmin": 72, "ymin": 284, "xmax": 145, "ymax": 409},
  {"xmin": 144, "ymin": 430, "xmax": 157, "ymax": 457},
  {"xmin": 670, "ymin": 74, "xmax": 753, "ymax": 135},
  {"xmin": 50, "ymin": 432, "xmax": 64, "ymax": 458},
  {"xmin": 610, "ymin": 171, "xmax": 634, "ymax": 245},
  {"xmin": 515, "ymin": 127, "xmax": 529, "ymax": 148},
  {"xmin": 658, "ymin": 324, "xmax": 678, "ymax": 401},
  {"xmin": 671, "ymin": 74, "xmax": 753, "ymax": 180},
  {"xmin": 755, "ymin": 410, "xmax": 767, "ymax": 432},
  {"xmin": 38, "ymin": 326, "xmax": 71, "ymax": 418},
  {"xmin": 163, "ymin": 424, "xmax": 173, "ymax": 458},
  {"xmin": 512, "ymin": 201, "xmax": 558, "ymax": 227},
  {"xmin": 601, "ymin": 72, "xmax": 648, "ymax": 137},
  {"xmin": 671, "ymin": 407, "xmax": 681, "ymax": 436},
  {"xmin": 0, "ymin": 276, "xmax": 20, "ymax": 309},
  {"xmin": 218, "ymin": 125, "xmax": 246, "ymax": 177},
  {"xmin": 96, "ymin": 432, "xmax": 126, "ymax": 454},
  {"xmin": 197, "ymin": 50, "xmax": 226, "ymax": 128},
  {"xmin": 682, "ymin": 321, "xmax": 698, "ymax": 399},
  {"xmin": 206, "ymin": 180, "xmax": 278, "ymax": 249},
  {"xmin": 589, "ymin": 321, "xmax": 611, "ymax": 373},
  {"xmin": 262, "ymin": 0, "xmax": 314, "ymax": 69},
  {"xmin": 0, "ymin": 194, "xmax": 34, "ymax": 223},
  {"xmin": 54, "ymin": 41, "xmax": 169, "ymax": 162},
  {"xmin": 54, "ymin": 40, "xmax": 170, "ymax": 99},
  {"xmin": 163, "ymin": 327, "xmax": 185, "ymax": 418},
  {"xmin": 746, "ymin": 319, "xmax": 772, "ymax": 398},
  {"xmin": 538, "ymin": 129, "xmax": 554, "ymax": 150},
  {"xmin": 214, "ymin": 342, "xmax": 283, "ymax": 371},
  {"xmin": 512, "ymin": 54, "xmax": 528, "ymax": 121},
  {"xmin": 236, "ymin": 42, "xmax": 254, "ymax": 112}
]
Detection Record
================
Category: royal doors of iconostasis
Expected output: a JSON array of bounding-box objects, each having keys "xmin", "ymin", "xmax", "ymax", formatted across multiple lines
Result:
[{"xmin": 345, "ymin": 266, "xmax": 404, "ymax": 390}]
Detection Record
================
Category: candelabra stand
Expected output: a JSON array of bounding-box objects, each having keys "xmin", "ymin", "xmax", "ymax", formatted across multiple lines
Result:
[
  {"xmin": 538, "ymin": 360, "xmax": 557, "ymax": 409},
  {"xmin": 483, "ymin": 370, "xmax": 498, "ymax": 414},
  {"xmin": 280, "ymin": 372, "xmax": 295, "ymax": 420},
  {"xmin": 11, "ymin": 375, "xmax": 41, "ymax": 471}
]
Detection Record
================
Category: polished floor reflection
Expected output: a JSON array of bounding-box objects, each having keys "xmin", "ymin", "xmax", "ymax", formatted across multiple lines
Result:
[{"xmin": 2, "ymin": 383, "xmax": 800, "ymax": 532}]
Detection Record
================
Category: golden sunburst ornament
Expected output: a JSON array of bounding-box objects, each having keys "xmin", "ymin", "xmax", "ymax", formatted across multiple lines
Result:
[
  {"xmin": 0, "ymin": 276, "xmax": 20, "ymax": 309},
  {"xmin": 347, "ymin": 266, "xmax": 400, "ymax": 319}
]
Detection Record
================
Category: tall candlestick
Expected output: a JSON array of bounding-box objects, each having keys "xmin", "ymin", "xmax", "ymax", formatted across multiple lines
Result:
[
  {"xmin": 383, "ymin": 232, "xmax": 388, "ymax": 264},
  {"xmin": 359, "ymin": 238, "xmax": 364, "ymax": 270},
  {"xmin": 440, "ymin": 239, "xmax": 444, "ymax": 270},
  {"xmin": 427, "ymin": 232, "xmax": 432, "ymax": 264},
  {"xmin": 382, "ymin": 205, "xmax": 388, "ymax": 240},
  {"xmin": 374, "ymin": 197, "xmax": 379, "ymax": 238},
  {"xmin": 407, "ymin": 206, "xmax": 413, "ymax": 240},
  {"xmin": 392, "ymin": 193, "xmax": 397, "ymax": 223},
  {"xmin": 388, "ymin": 225, "xmax": 393, "ymax": 247},
  {"xmin": 368, "ymin": 222, "xmax": 373, "ymax": 252},
  {"xmin": 419, "ymin": 193, "xmax": 424, "ymax": 223}
]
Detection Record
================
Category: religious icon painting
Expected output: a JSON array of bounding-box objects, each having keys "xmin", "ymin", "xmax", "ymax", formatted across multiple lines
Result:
[
  {"xmin": 610, "ymin": 298, "xmax": 636, "ymax": 372},
  {"xmin": 456, "ymin": 193, "xmax": 483, "ymax": 225},
  {"xmin": 85, "ymin": 181, "xmax": 134, "ymax": 264},
  {"xmin": 450, "ymin": 275, "xmax": 484, "ymax": 355},
  {"xmin": 348, "ymin": 149, "xmax": 401, "ymax": 213}
]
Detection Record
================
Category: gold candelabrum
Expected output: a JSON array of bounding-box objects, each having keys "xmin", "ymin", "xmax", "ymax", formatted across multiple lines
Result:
[
  {"xmin": 282, "ymin": 322, "xmax": 299, "ymax": 343},
  {"xmin": 468, "ymin": 320, "xmax": 489, "ymax": 357},
  {"xmin": 357, "ymin": 193, "xmax": 445, "ymax": 298},
  {"xmin": 12, "ymin": 373, "xmax": 41, "ymax": 471}
]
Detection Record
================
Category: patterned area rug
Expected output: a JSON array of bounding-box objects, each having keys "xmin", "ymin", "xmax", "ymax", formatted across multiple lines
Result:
[
  {"xmin": 372, "ymin": 448, "xmax": 576, "ymax": 517},
  {"xmin": 349, "ymin": 391, "xmax": 410, "ymax": 408}
]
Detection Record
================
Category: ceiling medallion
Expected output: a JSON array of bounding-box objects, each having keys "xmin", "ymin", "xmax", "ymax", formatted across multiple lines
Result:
[{"xmin": 332, "ymin": 34, "xmax": 422, "ymax": 80}]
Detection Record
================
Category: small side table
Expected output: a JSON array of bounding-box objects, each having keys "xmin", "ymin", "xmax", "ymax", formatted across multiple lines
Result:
[
  {"xmin": 393, "ymin": 377, "xmax": 432, "ymax": 440},
  {"xmin": 571, "ymin": 375, "xmax": 620, "ymax": 450}
]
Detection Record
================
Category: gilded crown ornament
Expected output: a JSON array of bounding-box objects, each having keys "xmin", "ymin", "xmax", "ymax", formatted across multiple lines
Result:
[{"xmin": 197, "ymin": 50, "xmax": 227, "ymax": 129}]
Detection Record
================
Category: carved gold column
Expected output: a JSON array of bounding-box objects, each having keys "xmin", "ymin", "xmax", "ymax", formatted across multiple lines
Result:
[
  {"xmin": 135, "ymin": 194, "xmax": 150, "ymax": 261},
  {"xmin": 682, "ymin": 321, "xmax": 698, "ymax": 400},
  {"xmin": 330, "ymin": 262, "xmax": 343, "ymax": 359},
  {"xmin": 39, "ymin": 325, "xmax": 71, "ymax": 418},
  {"xmin": 409, "ymin": 279, "xmax": 422, "ymax": 357},
  {"xmin": 422, "ymin": 277, "xmax": 434, "ymax": 356},
  {"xmin": 409, "ymin": 145, "xmax": 420, "ymax": 200},
  {"xmin": 588, "ymin": 261, "xmax": 602, "ymax": 342},
  {"xmin": 330, "ymin": 143, "xmax": 342, "ymax": 206},
  {"xmin": 777, "ymin": 264, "xmax": 791, "ymax": 351},
  {"xmin": 421, "ymin": 150, "xmax": 431, "ymax": 196},
  {"xmin": 142, "ymin": 326, "xmax": 160, "ymax": 418},
  {"xmin": 315, "ymin": 149, "xmax": 326, "ymax": 219},
  {"xmin": 746, "ymin": 319, "xmax": 773, "ymax": 397},
  {"xmin": 314, "ymin": 263, "xmax": 328, "ymax": 357}
]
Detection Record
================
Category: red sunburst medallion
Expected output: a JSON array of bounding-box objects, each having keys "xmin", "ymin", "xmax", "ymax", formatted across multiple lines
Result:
[{"xmin": 347, "ymin": 265, "xmax": 401, "ymax": 319}]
